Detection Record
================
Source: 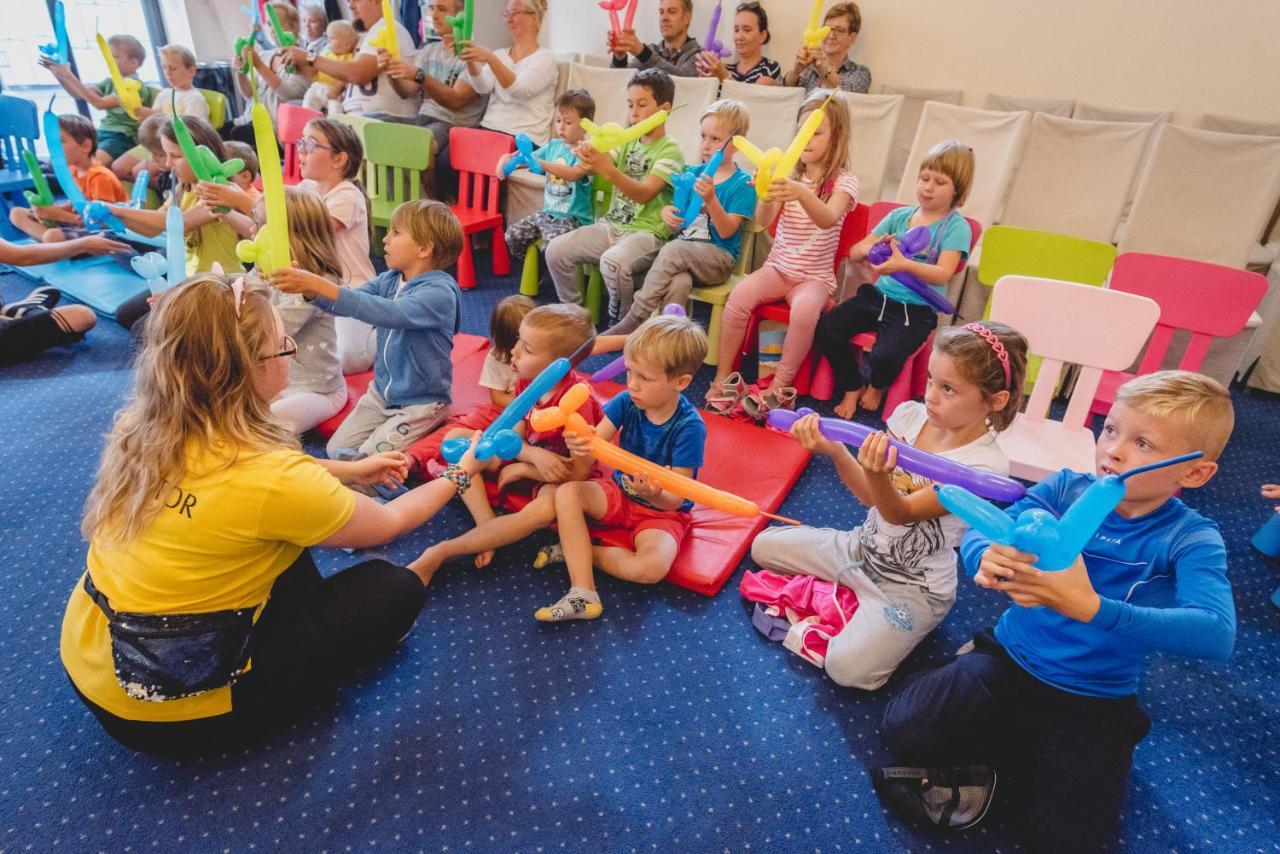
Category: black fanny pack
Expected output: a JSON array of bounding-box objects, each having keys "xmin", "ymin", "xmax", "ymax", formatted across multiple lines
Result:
[{"xmin": 83, "ymin": 574, "xmax": 256, "ymax": 703}]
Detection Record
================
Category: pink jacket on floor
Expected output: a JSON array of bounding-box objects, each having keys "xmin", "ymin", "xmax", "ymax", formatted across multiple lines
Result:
[{"xmin": 740, "ymin": 570, "xmax": 859, "ymax": 667}]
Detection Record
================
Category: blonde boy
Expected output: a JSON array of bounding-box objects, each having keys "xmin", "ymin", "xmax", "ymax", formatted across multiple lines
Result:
[
  {"xmin": 534, "ymin": 314, "xmax": 709, "ymax": 622},
  {"xmin": 143, "ymin": 45, "xmax": 209, "ymax": 122},
  {"xmin": 880, "ymin": 371, "xmax": 1237, "ymax": 850},
  {"xmin": 302, "ymin": 20, "xmax": 359, "ymax": 113},
  {"xmin": 605, "ymin": 99, "xmax": 756, "ymax": 335}
]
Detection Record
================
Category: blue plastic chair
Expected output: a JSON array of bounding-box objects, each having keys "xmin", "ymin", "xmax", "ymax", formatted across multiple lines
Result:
[{"xmin": 0, "ymin": 94, "xmax": 40, "ymax": 238}]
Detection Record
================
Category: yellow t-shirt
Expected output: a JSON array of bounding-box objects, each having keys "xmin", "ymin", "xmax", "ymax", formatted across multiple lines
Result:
[
  {"xmin": 60, "ymin": 446, "xmax": 356, "ymax": 722},
  {"xmin": 315, "ymin": 50, "xmax": 355, "ymax": 86},
  {"xmin": 172, "ymin": 189, "xmax": 245, "ymax": 276}
]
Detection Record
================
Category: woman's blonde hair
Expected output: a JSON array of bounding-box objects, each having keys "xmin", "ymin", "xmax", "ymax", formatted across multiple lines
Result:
[
  {"xmin": 517, "ymin": 0, "xmax": 547, "ymax": 24},
  {"xmin": 796, "ymin": 89, "xmax": 851, "ymax": 201},
  {"xmin": 279, "ymin": 186, "xmax": 344, "ymax": 282},
  {"xmin": 918, "ymin": 139, "xmax": 975, "ymax": 208},
  {"xmin": 82, "ymin": 275, "xmax": 295, "ymax": 543}
]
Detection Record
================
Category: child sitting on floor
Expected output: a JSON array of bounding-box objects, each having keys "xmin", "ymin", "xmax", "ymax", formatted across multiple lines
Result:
[
  {"xmin": 533, "ymin": 313, "xmax": 709, "ymax": 622},
  {"xmin": 194, "ymin": 142, "xmax": 263, "ymax": 240},
  {"xmin": 418, "ymin": 304, "xmax": 603, "ymax": 572},
  {"xmin": 547, "ymin": 69, "xmax": 686, "ymax": 325},
  {"xmin": 706, "ymin": 89, "xmax": 858, "ymax": 418},
  {"xmin": 604, "ymin": 98, "xmax": 757, "ymax": 336},
  {"xmin": 121, "ymin": 114, "xmax": 171, "ymax": 191},
  {"xmin": 9, "ymin": 115, "xmax": 127, "ymax": 243},
  {"xmin": 480, "ymin": 294, "xmax": 538, "ymax": 408},
  {"xmin": 818, "ymin": 139, "xmax": 975, "ymax": 417},
  {"xmin": 751, "ymin": 321, "xmax": 1027, "ymax": 690},
  {"xmin": 269, "ymin": 199, "xmax": 464, "ymax": 459},
  {"xmin": 301, "ymin": 20, "xmax": 359, "ymax": 113},
  {"xmin": 877, "ymin": 370, "xmax": 1236, "ymax": 851},
  {"xmin": 39, "ymin": 34, "xmax": 158, "ymax": 169},
  {"xmin": 501, "ymin": 89, "xmax": 596, "ymax": 266}
]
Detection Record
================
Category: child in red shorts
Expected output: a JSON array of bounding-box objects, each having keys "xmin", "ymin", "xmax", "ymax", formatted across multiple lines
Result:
[{"xmin": 534, "ymin": 313, "xmax": 709, "ymax": 622}]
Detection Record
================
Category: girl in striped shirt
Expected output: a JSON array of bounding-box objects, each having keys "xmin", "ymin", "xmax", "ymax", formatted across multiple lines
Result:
[{"xmin": 707, "ymin": 90, "xmax": 858, "ymax": 418}]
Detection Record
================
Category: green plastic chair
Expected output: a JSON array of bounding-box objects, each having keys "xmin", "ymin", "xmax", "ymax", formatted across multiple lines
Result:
[
  {"xmin": 977, "ymin": 225, "xmax": 1118, "ymax": 392},
  {"xmin": 520, "ymin": 174, "xmax": 614, "ymax": 324},
  {"xmin": 329, "ymin": 114, "xmax": 376, "ymax": 186},
  {"xmin": 363, "ymin": 120, "xmax": 433, "ymax": 244},
  {"xmin": 688, "ymin": 221, "xmax": 764, "ymax": 365},
  {"xmin": 199, "ymin": 89, "xmax": 228, "ymax": 130}
]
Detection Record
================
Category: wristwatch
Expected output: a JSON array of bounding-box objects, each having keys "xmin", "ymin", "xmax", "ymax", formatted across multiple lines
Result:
[
  {"xmin": 306, "ymin": 50, "xmax": 318, "ymax": 67},
  {"xmin": 414, "ymin": 69, "xmax": 427, "ymax": 84}
]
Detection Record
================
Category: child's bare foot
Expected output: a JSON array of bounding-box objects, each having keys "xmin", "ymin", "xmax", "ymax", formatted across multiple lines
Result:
[
  {"xmin": 408, "ymin": 545, "xmax": 445, "ymax": 586},
  {"xmin": 859, "ymin": 386, "xmax": 883, "ymax": 412},
  {"xmin": 474, "ymin": 549, "xmax": 494, "ymax": 569},
  {"xmin": 834, "ymin": 390, "xmax": 861, "ymax": 420}
]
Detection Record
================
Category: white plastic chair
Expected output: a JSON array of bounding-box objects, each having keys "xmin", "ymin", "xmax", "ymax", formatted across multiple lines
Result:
[
  {"xmin": 985, "ymin": 93, "xmax": 1075, "ymax": 118},
  {"xmin": 878, "ymin": 84, "xmax": 962, "ymax": 201},
  {"xmin": 894, "ymin": 101, "xmax": 1031, "ymax": 229},
  {"xmin": 988, "ymin": 275, "xmax": 1161, "ymax": 481},
  {"xmin": 1000, "ymin": 113, "xmax": 1153, "ymax": 243},
  {"xmin": 719, "ymin": 80, "xmax": 806, "ymax": 171},
  {"xmin": 844, "ymin": 93, "xmax": 903, "ymax": 204}
]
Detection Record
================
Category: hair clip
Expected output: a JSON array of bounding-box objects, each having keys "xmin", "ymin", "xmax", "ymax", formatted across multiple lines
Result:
[
  {"xmin": 964, "ymin": 322, "xmax": 1011, "ymax": 389},
  {"xmin": 230, "ymin": 276, "xmax": 246, "ymax": 318}
]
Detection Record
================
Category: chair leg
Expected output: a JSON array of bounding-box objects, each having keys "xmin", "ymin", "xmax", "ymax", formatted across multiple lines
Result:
[
  {"xmin": 520, "ymin": 244, "xmax": 540, "ymax": 297},
  {"xmin": 810, "ymin": 357, "xmax": 835, "ymax": 401},
  {"xmin": 456, "ymin": 237, "xmax": 476, "ymax": 289},
  {"xmin": 704, "ymin": 303, "xmax": 724, "ymax": 366},
  {"xmin": 585, "ymin": 266, "xmax": 604, "ymax": 325},
  {"xmin": 491, "ymin": 225, "xmax": 511, "ymax": 276}
]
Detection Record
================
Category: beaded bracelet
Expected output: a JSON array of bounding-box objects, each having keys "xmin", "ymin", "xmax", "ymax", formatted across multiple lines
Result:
[{"xmin": 438, "ymin": 464, "xmax": 472, "ymax": 495}]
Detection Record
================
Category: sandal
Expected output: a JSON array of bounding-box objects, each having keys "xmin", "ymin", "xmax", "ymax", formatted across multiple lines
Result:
[
  {"xmin": 742, "ymin": 385, "xmax": 797, "ymax": 422},
  {"xmin": 705, "ymin": 371, "xmax": 747, "ymax": 416}
]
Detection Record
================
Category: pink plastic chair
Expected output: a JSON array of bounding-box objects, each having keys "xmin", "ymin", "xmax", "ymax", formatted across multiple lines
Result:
[
  {"xmin": 1088, "ymin": 252, "xmax": 1268, "ymax": 417},
  {"xmin": 989, "ymin": 276, "xmax": 1161, "ymax": 481},
  {"xmin": 278, "ymin": 104, "xmax": 323, "ymax": 186}
]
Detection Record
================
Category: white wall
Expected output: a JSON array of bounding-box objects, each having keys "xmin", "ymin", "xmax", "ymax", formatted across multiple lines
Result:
[{"xmin": 545, "ymin": 0, "xmax": 1280, "ymax": 125}]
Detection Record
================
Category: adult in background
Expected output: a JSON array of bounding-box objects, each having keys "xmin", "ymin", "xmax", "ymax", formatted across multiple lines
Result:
[
  {"xmin": 282, "ymin": 0, "xmax": 420, "ymax": 121},
  {"xmin": 299, "ymin": 1, "xmax": 330, "ymax": 52},
  {"xmin": 783, "ymin": 2, "xmax": 871, "ymax": 94},
  {"xmin": 61, "ymin": 274, "xmax": 485, "ymax": 754},
  {"xmin": 380, "ymin": 0, "xmax": 488, "ymax": 193},
  {"xmin": 609, "ymin": 0, "xmax": 701, "ymax": 77},
  {"xmin": 230, "ymin": 1, "xmax": 311, "ymax": 141},
  {"xmin": 696, "ymin": 2, "xmax": 780, "ymax": 86},
  {"xmin": 462, "ymin": 0, "xmax": 558, "ymax": 145}
]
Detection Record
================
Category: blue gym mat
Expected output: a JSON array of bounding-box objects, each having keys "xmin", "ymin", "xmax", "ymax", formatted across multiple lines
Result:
[{"xmin": 4, "ymin": 252, "xmax": 147, "ymax": 318}]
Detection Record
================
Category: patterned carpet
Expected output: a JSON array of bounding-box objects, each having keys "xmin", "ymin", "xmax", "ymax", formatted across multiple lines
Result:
[{"xmin": 1, "ymin": 267, "xmax": 1277, "ymax": 852}]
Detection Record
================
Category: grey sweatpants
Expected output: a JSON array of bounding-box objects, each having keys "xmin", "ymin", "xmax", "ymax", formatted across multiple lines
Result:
[
  {"xmin": 546, "ymin": 222, "xmax": 663, "ymax": 320},
  {"xmin": 751, "ymin": 524, "xmax": 955, "ymax": 691},
  {"xmin": 326, "ymin": 385, "xmax": 449, "ymax": 459},
  {"xmin": 604, "ymin": 239, "xmax": 735, "ymax": 336}
]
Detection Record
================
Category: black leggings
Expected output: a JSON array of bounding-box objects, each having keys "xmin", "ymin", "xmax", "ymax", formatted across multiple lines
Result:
[
  {"xmin": 115, "ymin": 289, "xmax": 151, "ymax": 334},
  {"xmin": 815, "ymin": 284, "xmax": 937, "ymax": 392},
  {"xmin": 69, "ymin": 550, "xmax": 427, "ymax": 755},
  {"xmin": 0, "ymin": 311, "xmax": 86, "ymax": 366}
]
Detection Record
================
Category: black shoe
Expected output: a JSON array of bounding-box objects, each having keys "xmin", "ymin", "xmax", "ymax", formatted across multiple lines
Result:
[
  {"xmin": 1, "ymin": 286, "xmax": 61, "ymax": 318},
  {"xmin": 871, "ymin": 765, "xmax": 997, "ymax": 831}
]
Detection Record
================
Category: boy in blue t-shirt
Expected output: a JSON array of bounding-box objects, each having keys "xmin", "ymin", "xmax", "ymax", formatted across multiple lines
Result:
[
  {"xmin": 877, "ymin": 371, "xmax": 1237, "ymax": 851},
  {"xmin": 502, "ymin": 89, "xmax": 597, "ymax": 263},
  {"xmin": 603, "ymin": 99, "xmax": 757, "ymax": 336},
  {"xmin": 533, "ymin": 314, "xmax": 709, "ymax": 622}
]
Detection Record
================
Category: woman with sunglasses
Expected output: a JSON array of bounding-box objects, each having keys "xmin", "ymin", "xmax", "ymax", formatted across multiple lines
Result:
[
  {"xmin": 62, "ymin": 272, "xmax": 486, "ymax": 754},
  {"xmin": 460, "ymin": 0, "xmax": 558, "ymax": 145}
]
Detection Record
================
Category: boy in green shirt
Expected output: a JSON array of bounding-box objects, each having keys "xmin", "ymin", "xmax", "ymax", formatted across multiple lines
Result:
[
  {"xmin": 546, "ymin": 68, "xmax": 685, "ymax": 324},
  {"xmin": 40, "ymin": 34, "xmax": 158, "ymax": 166}
]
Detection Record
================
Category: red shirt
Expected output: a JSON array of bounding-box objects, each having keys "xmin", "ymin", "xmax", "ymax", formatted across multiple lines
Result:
[{"xmin": 517, "ymin": 370, "xmax": 603, "ymax": 457}]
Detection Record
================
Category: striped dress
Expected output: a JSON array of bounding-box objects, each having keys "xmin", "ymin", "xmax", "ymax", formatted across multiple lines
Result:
[{"xmin": 765, "ymin": 170, "xmax": 860, "ymax": 293}]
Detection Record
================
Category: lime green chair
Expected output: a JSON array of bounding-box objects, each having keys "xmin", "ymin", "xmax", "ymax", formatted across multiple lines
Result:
[
  {"xmin": 198, "ymin": 89, "xmax": 228, "ymax": 130},
  {"xmin": 520, "ymin": 174, "xmax": 614, "ymax": 323},
  {"xmin": 363, "ymin": 120, "xmax": 433, "ymax": 245},
  {"xmin": 688, "ymin": 221, "xmax": 765, "ymax": 366},
  {"xmin": 329, "ymin": 114, "xmax": 376, "ymax": 187},
  {"xmin": 977, "ymin": 225, "xmax": 1118, "ymax": 392}
]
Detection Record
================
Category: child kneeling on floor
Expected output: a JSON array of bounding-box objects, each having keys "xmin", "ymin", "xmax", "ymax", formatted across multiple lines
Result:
[
  {"xmin": 536, "ymin": 313, "xmax": 708, "ymax": 622},
  {"xmin": 876, "ymin": 370, "xmax": 1237, "ymax": 851},
  {"xmin": 751, "ymin": 321, "xmax": 1026, "ymax": 689},
  {"xmin": 270, "ymin": 199, "xmax": 463, "ymax": 458}
]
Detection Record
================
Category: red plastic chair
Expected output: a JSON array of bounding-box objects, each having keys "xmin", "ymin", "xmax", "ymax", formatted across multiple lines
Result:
[
  {"xmin": 448, "ymin": 127, "xmax": 515, "ymax": 289},
  {"xmin": 277, "ymin": 104, "xmax": 323, "ymax": 186},
  {"xmin": 1088, "ymin": 252, "xmax": 1268, "ymax": 418},
  {"xmin": 734, "ymin": 203, "xmax": 870, "ymax": 394}
]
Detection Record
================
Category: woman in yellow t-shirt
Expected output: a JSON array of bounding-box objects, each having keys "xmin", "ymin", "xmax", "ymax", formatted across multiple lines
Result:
[{"xmin": 62, "ymin": 273, "xmax": 483, "ymax": 754}]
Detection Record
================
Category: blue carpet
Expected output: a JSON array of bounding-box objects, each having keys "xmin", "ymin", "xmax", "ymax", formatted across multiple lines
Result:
[{"xmin": 1, "ymin": 268, "xmax": 1278, "ymax": 851}]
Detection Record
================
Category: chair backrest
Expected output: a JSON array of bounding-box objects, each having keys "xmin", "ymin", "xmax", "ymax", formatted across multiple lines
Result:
[
  {"xmin": 1197, "ymin": 113, "xmax": 1280, "ymax": 138},
  {"xmin": 449, "ymin": 127, "xmax": 515, "ymax": 216},
  {"xmin": 1000, "ymin": 113, "xmax": 1152, "ymax": 242},
  {"xmin": 984, "ymin": 93, "xmax": 1075, "ymax": 117},
  {"xmin": 365, "ymin": 120, "xmax": 434, "ymax": 210},
  {"xmin": 894, "ymin": 101, "xmax": 1031, "ymax": 228},
  {"xmin": 199, "ymin": 88, "xmax": 228, "ymax": 129},
  {"xmin": 977, "ymin": 225, "xmax": 1117, "ymax": 288},
  {"xmin": 844, "ymin": 93, "xmax": 903, "ymax": 204},
  {"xmin": 990, "ymin": 275, "xmax": 1160, "ymax": 430},
  {"xmin": 1118, "ymin": 124, "xmax": 1280, "ymax": 268},
  {"xmin": 1108, "ymin": 252, "xmax": 1269, "ymax": 374},
  {"xmin": 330, "ymin": 113, "xmax": 374, "ymax": 144},
  {"xmin": 0, "ymin": 94, "xmax": 39, "ymax": 167},
  {"xmin": 719, "ymin": 79, "xmax": 806, "ymax": 171},
  {"xmin": 1072, "ymin": 101, "xmax": 1171, "ymax": 125},
  {"xmin": 566, "ymin": 62, "xmax": 631, "ymax": 127},
  {"xmin": 878, "ymin": 83, "xmax": 962, "ymax": 200},
  {"xmin": 669, "ymin": 75, "xmax": 721, "ymax": 161},
  {"xmin": 277, "ymin": 103, "xmax": 323, "ymax": 184}
]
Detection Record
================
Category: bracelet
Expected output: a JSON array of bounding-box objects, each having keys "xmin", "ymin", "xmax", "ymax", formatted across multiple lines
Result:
[{"xmin": 438, "ymin": 464, "xmax": 472, "ymax": 495}]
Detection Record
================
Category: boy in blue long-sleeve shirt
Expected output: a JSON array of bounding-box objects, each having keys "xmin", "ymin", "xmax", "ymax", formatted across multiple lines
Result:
[
  {"xmin": 877, "ymin": 371, "xmax": 1236, "ymax": 853},
  {"xmin": 271, "ymin": 200, "xmax": 464, "ymax": 459}
]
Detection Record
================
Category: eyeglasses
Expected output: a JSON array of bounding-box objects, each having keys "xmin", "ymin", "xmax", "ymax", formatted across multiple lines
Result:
[
  {"xmin": 827, "ymin": 27, "xmax": 853, "ymax": 36},
  {"xmin": 261, "ymin": 335, "xmax": 298, "ymax": 361},
  {"xmin": 294, "ymin": 138, "xmax": 334, "ymax": 154},
  {"xmin": 502, "ymin": 8, "xmax": 534, "ymax": 20}
]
